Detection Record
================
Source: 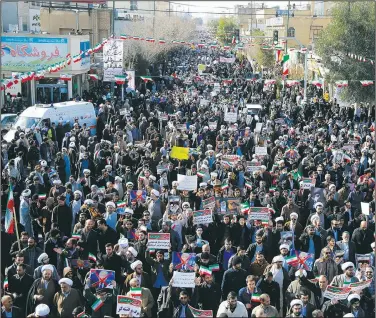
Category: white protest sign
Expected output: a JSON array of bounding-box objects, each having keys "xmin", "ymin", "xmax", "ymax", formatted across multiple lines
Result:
[
  {"xmin": 323, "ymin": 285, "xmax": 351, "ymax": 300},
  {"xmin": 224, "ymin": 111, "xmax": 237, "ymax": 123},
  {"xmin": 361, "ymin": 202, "xmax": 370, "ymax": 215},
  {"xmin": 300, "ymin": 178, "xmax": 314, "ymax": 190},
  {"xmin": 349, "ymin": 279, "xmax": 372, "ymax": 291},
  {"xmin": 117, "ymin": 296, "xmax": 142, "ymax": 317},
  {"xmin": 255, "ymin": 147, "xmax": 268, "ymax": 156},
  {"xmin": 248, "ymin": 207, "xmax": 270, "ymax": 221},
  {"xmin": 177, "ymin": 174, "xmax": 197, "ymax": 191},
  {"xmin": 172, "ymin": 271, "xmax": 195, "ymax": 288},
  {"xmin": 200, "ymin": 99, "xmax": 209, "ymax": 106},
  {"xmin": 255, "ymin": 123, "xmax": 263, "ymax": 133},
  {"xmin": 193, "ymin": 210, "xmax": 213, "ymax": 225},
  {"xmin": 213, "ymin": 83, "xmax": 220, "ymax": 92},
  {"xmin": 147, "ymin": 233, "xmax": 170, "ymax": 249}
]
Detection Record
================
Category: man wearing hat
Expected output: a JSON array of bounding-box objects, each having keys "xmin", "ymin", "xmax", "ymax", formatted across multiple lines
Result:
[
  {"xmin": 125, "ymin": 277, "xmax": 154, "ymax": 318},
  {"xmin": 286, "ymin": 269, "xmax": 316, "ymax": 307},
  {"xmin": 20, "ymin": 189, "xmax": 33, "ymax": 236},
  {"xmin": 26, "ymin": 265, "xmax": 59, "ymax": 316},
  {"xmin": 331, "ymin": 262, "xmax": 359, "ymax": 287},
  {"xmin": 49, "ymin": 179, "xmax": 66, "ymax": 202},
  {"xmin": 123, "ymin": 260, "xmax": 152, "ymax": 294},
  {"xmin": 34, "ymin": 252, "xmax": 60, "ymax": 281},
  {"xmin": 53, "ymin": 278, "xmax": 82, "ymax": 318},
  {"xmin": 347, "ymin": 294, "xmax": 365, "ymax": 317},
  {"xmin": 27, "ymin": 304, "xmax": 50, "ymax": 318},
  {"xmin": 286, "ymin": 299, "xmax": 304, "ymax": 317},
  {"xmin": 150, "ymin": 189, "xmax": 165, "ymax": 222},
  {"xmin": 307, "ymin": 202, "xmax": 329, "ymax": 230}
]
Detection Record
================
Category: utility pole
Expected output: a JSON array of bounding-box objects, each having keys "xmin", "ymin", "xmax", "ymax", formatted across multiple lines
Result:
[
  {"xmin": 168, "ymin": 0, "xmax": 171, "ymax": 17},
  {"xmin": 153, "ymin": 0, "xmax": 156, "ymax": 37},
  {"xmin": 285, "ymin": 0, "xmax": 290, "ymax": 54}
]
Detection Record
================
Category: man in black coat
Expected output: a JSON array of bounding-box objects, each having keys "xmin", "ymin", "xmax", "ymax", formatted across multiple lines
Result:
[
  {"xmin": 351, "ymin": 221, "xmax": 373, "ymax": 254},
  {"xmin": 221, "ymin": 255, "xmax": 247, "ymax": 300},
  {"xmin": 100, "ymin": 243, "xmax": 123, "ymax": 284},
  {"xmin": 1, "ymin": 295, "xmax": 23, "ymax": 318},
  {"xmin": 96, "ymin": 219, "xmax": 120, "ymax": 254},
  {"xmin": 298, "ymin": 225, "xmax": 322, "ymax": 260},
  {"xmin": 299, "ymin": 270, "xmax": 329, "ymax": 309},
  {"xmin": 6, "ymin": 264, "xmax": 34, "ymax": 312},
  {"xmin": 78, "ymin": 219, "xmax": 99, "ymax": 259},
  {"xmin": 197, "ymin": 273, "xmax": 221, "ymax": 316},
  {"xmin": 258, "ymin": 272, "xmax": 281, "ymax": 312},
  {"xmin": 52, "ymin": 195, "xmax": 73, "ymax": 238},
  {"xmin": 44, "ymin": 228, "xmax": 64, "ymax": 268}
]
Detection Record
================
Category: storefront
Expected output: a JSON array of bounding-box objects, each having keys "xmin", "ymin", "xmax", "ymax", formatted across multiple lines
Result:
[{"xmin": 1, "ymin": 34, "xmax": 91, "ymax": 106}]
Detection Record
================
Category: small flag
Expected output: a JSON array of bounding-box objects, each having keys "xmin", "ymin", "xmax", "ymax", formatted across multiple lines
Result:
[
  {"xmin": 88, "ymin": 253, "xmax": 97, "ymax": 263},
  {"xmin": 120, "ymin": 34, "xmax": 128, "ymax": 40},
  {"xmin": 158, "ymin": 39, "xmax": 166, "ymax": 44},
  {"xmin": 245, "ymin": 181, "xmax": 253, "ymax": 190},
  {"xmin": 199, "ymin": 266, "xmax": 212, "ymax": 276},
  {"xmin": 132, "ymin": 36, "xmax": 140, "ymax": 40},
  {"xmin": 261, "ymin": 220, "xmax": 269, "ymax": 226},
  {"xmin": 38, "ymin": 194, "xmax": 47, "ymax": 200},
  {"xmin": 60, "ymin": 74, "xmax": 72, "ymax": 81},
  {"xmin": 282, "ymin": 54, "xmax": 289, "ymax": 76},
  {"xmin": 5, "ymin": 186, "xmax": 15, "ymax": 234},
  {"xmin": 3, "ymin": 278, "xmax": 8, "ymax": 289},
  {"xmin": 209, "ymin": 264, "xmax": 220, "ymax": 272},
  {"xmin": 223, "ymin": 46, "xmax": 230, "ymax": 50},
  {"xmin": 285, "ymin": 255, "xmax": 299, "ymax": 265},
  {"xmin": 140, "ymin": 76, "xmax": 153, "ymax": 82},
  {"xmin": 241, "ymin": 202, "xmax": 250, "ymax": 214},
  {"xmin": 221, "ymin": 183, "xmax": 229, "ymax": 191},
  {"xmin": 114, "ymin": 75, "xmax": 126, "ymax": 85},
  {"xmin": 360, "ymin": 80, "xmax": 374, "ymax": 87},
  {"xmin": 196, "ymin": 171, "xmax": 205, "ymax": 178},
  {"xmin": 251, "ymin": 293, "xmax": 261, "ymax": 302},
  {"xmin": 130, "ymin": 287, "xmax": 142, "ymax": 297},
  {"xmin": 71, "ymin": 233, "xmax": 81, "ymax": 240},
  {"xmin": 231, "ymin": 36, "xmax": 236, "ymax": 45},
  {"xmin": 76, "ymin": 311, "xmax": 88, "ymax": 318},
  {"xmin": 335, "ymin": 80, "xmax": 348, "ymax": 88},
  {"xmin": 91, "ymin": 298, "xmax": 104, "ymax": 312},
  {"xmin": 116, "ymin": 201, "xmax": 127, "ymax": 208},
  {"xmin": 89, "ymin": 74, "xmax": 99, "ymax": 81}
]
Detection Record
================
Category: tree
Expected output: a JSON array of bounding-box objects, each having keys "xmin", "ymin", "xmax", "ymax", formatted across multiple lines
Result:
[
  {"xmin": 215, "ymin": 17, "xmax": 238, "ymax": 45},
  {"xmin": 316, "ymin": 2, "xmax": 375, "ymax": 102},
  {"xmin": 246, "ymin": 29, "xmax": 275, "ymax": 71}
]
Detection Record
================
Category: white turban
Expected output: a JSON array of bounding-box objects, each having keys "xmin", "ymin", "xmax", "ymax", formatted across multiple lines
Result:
[
  {"xmin": 279, "ymin": 244, "xmax": 289, "ymax": 250},
  {"xmin": 58, "ymin": 278, "xmax": 73, "ymax": 286},
  {"xmin": 347, "ymin": 294, "xmax": 360, "ymax": 303},
  {"xmin": 35, "ymin": 304, "xmax": 50, "ymax": 316},
  {"xmin": 41, "ymin": 264, "xmax": 54, "ymax": 273},
  {"xmin": 290, "ymin": 212, "xmax": 299, "ymax": 219},
  {"xmin": 37, "ymin": 253, "xmax": 49, "ymax": 264},
  {"xmin": 127, "ymin": 247, "xmax": 138, "ymax": 257},
  {"xmin": 130, "ymin": 260, "xmax": 143, "ymax": 271},
  {"xmin": 151, "ymin": 189, "xmax": 160, "ymax": 197},
  {"xmin": 106, "ymin": 201, "xmax": 116, "ymax": 208},
  {"xmin": 74, "ymin": 190, "xmax": 82, "ymax": 196},
  {"xmin": 290, "ymin": 299, "xmax": 303, "ymax": 307},
  {"xmin": 341, "ymin": 262, "xmax": 355, "ymax": 271},
  {"xmin": 118, "ymin": 238, "xmax": 129, "ymax": 248},
  {"xmin": 272, "ymin": 255, "xmax": 284, "ymax": 263}
]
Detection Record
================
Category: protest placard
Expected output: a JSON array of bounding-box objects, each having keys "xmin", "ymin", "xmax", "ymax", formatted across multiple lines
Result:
[
  {"xmin": 255, "ymin": 147, "xmax": 268, "ymax": 156},
  {"xmin": 349, "ymin": 279, "xmax": 372, "ymax": 291},
  {"xmin": 208, "ymin": 121, "xmax": 217, "ymax": 130},
  {"xmin": 193, "ymin": 210, "xmax": 213, "ymax": 225},
  {"xmin": 188, "ymin": 305, "xmax": 213, "ymax": 318},
  {"xmin": 170, "ymin": 146, "xmax": 189, "ymax": 160},
  {"xmin": 361, "ymin": 202, "xmax": 370, "ymax": 215},
  {"xmin": 246, "ymin": 162, "xmax": 262, "ymax": 173},
  {"xmin": 172, "ymin": 252, "xmax": 196, "ymax": 271},
  {"xmin": 224, "ymin": 111, "xmax": 237, "ymax": 123},
  {"xmin": 157, "ymin": 163, "xmax": 169, "ymax": 175},
  {"xmin": 116, "ymin": 296, "xmax": 142, "ymax": 317},
  {"xmin": 248, "ymin": 207, "xmax": 270, "ymax": 221},
  {"xmin": 130, "ymin": 190, "xmax": 146, "ymax": 203},
  {"xmin": 219, "ymin": 56, "xmax": 235, "ymax": 63},
  {"xmin": 342, "ymin": 143, "xmax": 354, "ymax": 151},
  {"xmin": 177, "ymin": 174, "xmax": 197, "ymax": 191},
  {"xmin": 255, "ymin": 123, "xmax": 263, "ymax": 133},
  {"xmin": 215, "ymin": 198, "xmax": 241, "ymax": 215},
  {"xmin": 147, "ymin": 233, "xmax": 170, "ymax": 249},
  {"xmin": 200, "ymin": 99, "xmax": 210, "ymax": 106},
  {"xmin": 89, "ymin": 269, "xmax": 115, "ymax": 289},
  {"xmin": 70, "ymin": 259, "xmax": 91, "ymax": 269},
  {"xmin": 355, "ymin": 253, "xmax": 372, "ymax": 267},
  {"xmin": 324, "ymin": 285, "xmax": 351, "ymax": 300},
  {"xmin": 202, "ymin": 196, "xmax": 215, "ymax": 209},
  {"xmin": 172, "ymin": 271, "xmax": 195, "ymax": 288},
  {"xmin": 300, "ymin": 178, "xmax": 314, "ymax": 189}
]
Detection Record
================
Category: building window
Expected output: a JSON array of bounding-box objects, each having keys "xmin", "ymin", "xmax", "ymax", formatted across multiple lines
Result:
[
  {"xmin": 287, "ymin": 27, "xmax": 295, "ymax": 37},
  {"xmin": 310, "ymin": 26, "xmax": 323, "ymax": 39},
  {"xmin": 23, "ymin": 23, "xmax": 28, "ymax": 31},
  {"xmin": 314, "ymin": 1, "xmax": 324, "ymax": 16},
  {"xmin": 130, "ymin": 0, "xmax": 138, "ymax": 10}
]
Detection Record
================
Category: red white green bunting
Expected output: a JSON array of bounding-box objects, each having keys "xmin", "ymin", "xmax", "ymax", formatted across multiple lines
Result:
[
  {"xmin": 114, "ymin": 75, "xmax": 126, "ymax": 84},
  {"xmin": 360, "ymin": 80, "xmax": 374, "ymax": 87},
  {"xmin": 335, "ymin": 80, "xmax": 348, "ymax": 87},
  {"xmin": 89, "ymin": 74, "xmax": 99, "ymax": 81},
  {"xmin": 141, "ymin": 76, "xmax": 153, "ymax": 82}
]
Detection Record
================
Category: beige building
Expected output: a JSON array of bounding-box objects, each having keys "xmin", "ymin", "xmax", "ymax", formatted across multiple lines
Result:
[{"xmin": 40, "ymin": 8, "xmax": 111, "ymax": 44}]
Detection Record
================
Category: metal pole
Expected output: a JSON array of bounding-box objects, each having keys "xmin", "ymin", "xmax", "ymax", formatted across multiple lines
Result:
[
  {"xmin": 285, "ymin": 0, "xmax": 290, "ymax": 54},
  {"xmin": 153, "ymin": 0, "xmax": 156, "ymax": 37},
  {"xmin": 110, "ymin": 0, "xmax": 115, "ymax": 98},
  {"xmin": 169, "ymin": 0, "xmax": 171, "ymax": 17},
  {"xmin": 303, "ymin": 51, "xmax": 308, "ymax": 101}
]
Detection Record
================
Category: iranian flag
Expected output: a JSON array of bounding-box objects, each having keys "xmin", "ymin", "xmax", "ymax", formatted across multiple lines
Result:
[
  {"xmin": 120, "ymin": 34, "xmax": 128, "ymax": 40},
  {"xmin": 300, "ymin": 47, "xmax": 308, "ymax": 53},
  {"xmin": 360, "ymin": 80, "xmax": 374, "ymax": 87},
  {"xmin": 38, "ymin": 194, "xmax": 47, "ymax": 200},
  {"xmin": 89, "ymin": 74, "xmax": 99, "ymax": 81},
  {"xmin": 88, "ymin": 253, "xmax": 97, "ymax": 262},
  {"xmin": 223, "ymin": 46, "xmax": 230, "ymax": 50},
  {"xmin": 114, "ymin": 75, "xmax": 126, "ymax": 84},
  {"xmin": 231, "ymin": 36, "xmax": 236, "ymax": 45},
  {"xmin": 72, "ymin": 233, "xmax": 81, "ymax": 240},
  {"xmin": 76, "ymin": 311, "xmax": 88, "ymax": 318},
  {"xmin": 199, "ymin": 266, "xmax": 212, "ymax": 276},
  {"xmin": 91, "ymin": 298, "xmax": 104, "ymax": 312},
  {"xmin": 60, "ymin": 74, "xmax": 72, "ymax": 81},
  {"xmin": 93, "ymin": 43, "xmax": 103, "ymax": 52},
  {"xmin": 209, "ymin": 264, "xmax": 220, "ymax": 272},
  {"xmin": 140, "ymin": 76, "xmax": 153, "ymax": 82},
  {"xmin": 196, "ymin": 171, "xmax": 205, "ymax": 178},
  {"xmin": 251, "ymin": 294, "xmax": 261, "ymax": 302},
  {"xmin": 5, "ymin": 186, "xmax": 15, "ymax": 234},
  {"xmin": 221, "ymin": 183, "xmax": 229, "ymax": 191},
  {"xmin": 3, "ymin": 278, "xmax": 8, "ymax": 289},
  {"xmin": 285, "ymin": 255, "xmax": 298, "ymax": 265},
  {"xmin": 245, "ymin": 181, "xmax": 253, "ymax": 189},
  {"xmin": 311, "ymin": 80, "xmax": 322, "ymax": 87},
  {"xmin": 117, "ymin": 201, "xmax": 127, "ymax": 208},
  {"xmin": 133, "ymin": 36, "xmax": 140, "ymax": 40},
  {"xmin": 130, "ymin": 287, "xmax": 142, "ymax": 297},
  {"xmin": 264, "ymin": 79, "xmax": 276, "ymax": 86},
  {"xmin": 73, "ymin": 53, "xmax": 83, "ymax": 63},
  {"xmin": 282, "ymin": 54, "xmax": 289, "ymax": 76},
  {"xmin": 335, "ymin": 80, "xmax": 348, "ymax": 87},
  {"xmin": 241, "ymin": 202, "xmax": 250, "ymax": 214},
  {"xmin": 261, "ymin": 220, "xmax": 269, "ymax": 226},
  {"xmin": 197, "ymin": 43, "xmax": 206, "ymax": 48},
  {"xmin": 158, "ymin": 39, "xmax": 166, "ymax": 44}
]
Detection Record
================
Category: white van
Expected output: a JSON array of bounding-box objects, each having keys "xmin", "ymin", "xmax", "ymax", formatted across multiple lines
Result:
[{"xmin": 4, "ymin": 101, "xmax": 97, "ymax": 142}]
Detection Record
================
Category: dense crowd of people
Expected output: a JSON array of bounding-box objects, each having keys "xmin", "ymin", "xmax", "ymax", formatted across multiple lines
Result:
[{"xmin": 1, "ymin": 41, "xmax": 376, "ymax": 318}]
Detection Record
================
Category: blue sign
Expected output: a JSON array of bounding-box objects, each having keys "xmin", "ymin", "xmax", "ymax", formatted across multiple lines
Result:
[
  {"xmin": 1, "ymin": 36, "xmax": 68, "ymax": 72},
  {"xmin": 276, "ymin": 9, "xmax": 293, "ymax": 17},
  {"xmin": 80, "ymin": 41, "xmax": 90, "ymax": 67}
]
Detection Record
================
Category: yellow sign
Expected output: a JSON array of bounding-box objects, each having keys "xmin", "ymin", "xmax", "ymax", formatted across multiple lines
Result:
[{"xmin": 170, "ymin": 146, "xmax": 189, "ymax": 160}]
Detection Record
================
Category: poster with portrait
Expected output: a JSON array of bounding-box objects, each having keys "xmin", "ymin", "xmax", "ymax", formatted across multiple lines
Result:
[
  {"xmin": 172, "ymin": 252, "xmax": 196, "ymax": 271},
  {"xmin": 215, "ymin": 198, "xmax": 241, "ymax": 215},
  {"xmin": 89, "ymin": 269, "xmax": 115, "ymax": 289},
  {"xmin": 308, "ymin": 187, "xmax": 326, "ymax": 209}
]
